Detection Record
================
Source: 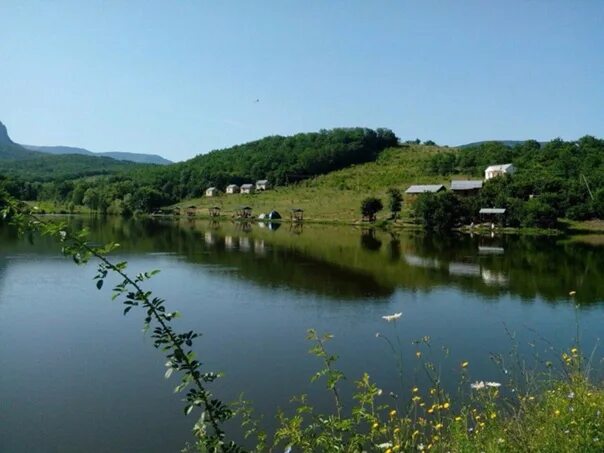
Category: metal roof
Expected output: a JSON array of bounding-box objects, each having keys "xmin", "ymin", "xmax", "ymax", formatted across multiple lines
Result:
[
  {"xmin": 405, "ymin": 184, "xmax": 446, "ymax": 194},
  {"xmin": 479, "ymin": 208, "xmax": 506, "ymax": 214},
  {"xmin": 241, "ymin": 183, "xmax": 254, "ymax": 188},
  {"xmin": 451, "ymin": 180, "xmax": 483, "ymax": 190},
  {"xmin": 226, "ymin": 184, "xmax": 239, "ymax": 188},
  {"xmin": 256, "ymin": 179, "xmax": 269, "ymax": 184},
  {"xmin": 485, "ymin": 163, "xmax": 514, "ymax": 172}
]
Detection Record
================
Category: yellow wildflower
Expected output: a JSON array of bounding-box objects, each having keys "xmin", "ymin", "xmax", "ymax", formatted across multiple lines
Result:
[
  {"xmin": 390, "ymin": 409, "xmax": 397, "ymax": 418},
  {"xmin": 412, "ymin": 396, "xmax": 421, "ymax": 402},
  {"xmin": 571, "ymin": 347, "xmax": 578, "ymax": 355},
  {"xmin": 554, "ymin": 410, "xmax": 560, "ymax": 416},
  {"xmin": 435, "ymin": 423, "xmax": 443, "ymax": 430},
  {"xmin": 412, "ymin": 387, "xmax": 419, "ymax": 393},
  {"xmin": 412, "ymin": 430, "xmax": 419, "ymax": 437},
  {"xmin": 461, "ymin": 361, "xmax": 469, "ymax": 368},
  {"xmin": 454, "ymin": 416, "xmax": 462, "ymax": 421},
  {"xmin": 385, "ymin": 449, "xmax": 392, "ymax": 453},
  {"xmin": 442, "ymin": 402, "xmax": 450, "ymax": 410},
  {"xmin": 394, "ymin": 427, "xmax": 400, "ymax": 434},
  {"xmin": 372, "ymin": 422, "xmax": 379, "ymax": 429},
  {"xmin": 490, "ymin": 412, "xmax": 497, "ymax": 419},
  {"xmin": 416, "ymin": 351, "xmax": 422, "ymax": 358}
]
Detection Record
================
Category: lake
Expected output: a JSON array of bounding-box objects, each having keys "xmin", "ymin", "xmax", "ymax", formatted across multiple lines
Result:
[{"xmin": 1, "ymin": 217, "xmax": 603, "ymax": 452}]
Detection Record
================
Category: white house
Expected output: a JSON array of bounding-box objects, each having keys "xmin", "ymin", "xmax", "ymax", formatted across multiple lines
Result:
[
  {"xmin": 205, "ymin": 187, "xmax": 219, "ymax": 197},
  {"xmin": 256, "ymin": 179, "xmax": 270, "ymax": 191},
  {"xmin": 240, "ymin": 183, "xmax": 255, "ymax": 194},
  {"xmin": 226, "ymin": 184, "xmax": 240, "ymax": 194},
  {"xmin": 484, "ymin": 164, "xmax": 515, "ymax": 180}
]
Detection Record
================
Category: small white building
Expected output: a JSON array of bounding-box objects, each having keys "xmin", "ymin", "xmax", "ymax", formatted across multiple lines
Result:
[
  {"xmin": 485, "ymin": 164, "xmax": 515, "ymax": 180},
  {"xmin": 256, "ymin": 179, "xmax": 270, "ymax": 191},
  {"xmin": 205, "ymin": 187, "xmax": 219, "ymax": 197},
  {"xmin": 226, "ymin": 184, "xmax": 240, "ymax": 194},
  {"xmin": 240, "ymin": 184, "xmax": 255, "ymax": 194}
]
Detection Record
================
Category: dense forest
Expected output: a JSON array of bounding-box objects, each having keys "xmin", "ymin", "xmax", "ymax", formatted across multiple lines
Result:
[
  {"xmin": 0, "ymin": 128, "xmax": 398, "ymax": 213},
  {"xmin": 419, "ymin": 136, "xmax": 604, "ymax": 228}
]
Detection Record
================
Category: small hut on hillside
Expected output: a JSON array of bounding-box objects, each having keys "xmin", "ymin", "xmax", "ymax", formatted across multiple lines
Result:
[
  {"xmin": 206, "ymin": 187, "xmax": 219, "ymax": 197},
  {"xmin": 256, "ymin": 180, "xmax": 270, "ymax": 191},
  {"xmin": 240, "ymin": 184, "xmax": 255, "ymax": 194},
  {"xmin": 226, "ymin": 184, "xmax": 240, "ymax": 194}
]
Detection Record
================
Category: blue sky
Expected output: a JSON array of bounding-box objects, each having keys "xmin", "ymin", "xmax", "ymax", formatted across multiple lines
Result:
[{"xmin": 1, "ymin": 1, "xmax": 603, "ymax": 161}]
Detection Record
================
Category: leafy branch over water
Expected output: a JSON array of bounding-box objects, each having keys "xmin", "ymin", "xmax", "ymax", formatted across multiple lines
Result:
[{"xmin": 1, "ymin": 193, "xmax": 242, "ymax": 452}]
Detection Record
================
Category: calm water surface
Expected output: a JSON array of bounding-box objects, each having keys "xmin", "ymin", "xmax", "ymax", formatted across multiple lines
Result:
[{"xmin": 1, "ymin": 217, "xmax": 603, "ymax": 451}]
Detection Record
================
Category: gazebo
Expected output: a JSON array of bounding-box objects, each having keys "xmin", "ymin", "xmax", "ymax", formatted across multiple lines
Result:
[
  {"xmin": 208, "ymin": 206, "xmax": 221, "ymax": 218},
  {"xmin": 236, "ymin": 206, "xmax": 253, "ymax": 219},
  {"xmin": 479, "ymin": 208, "xmax": 506, "ymax": 226},
  {"xmin": 291, "ymin": 208, "xmax": 304, "ymax": 222}
]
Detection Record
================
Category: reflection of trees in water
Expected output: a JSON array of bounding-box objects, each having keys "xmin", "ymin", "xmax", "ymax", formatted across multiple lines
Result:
[
  {"xmin": 360, "ymin": 229, "xmax": 382, "ymax": 252},
  {"xmin": 2, "ymin": 218, "xmax": 604, "ymax": 305}
]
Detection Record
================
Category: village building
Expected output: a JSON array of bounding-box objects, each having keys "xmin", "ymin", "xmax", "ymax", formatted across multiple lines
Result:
[
  {"xmin": 240, "ymin": 184, "xmax": 255, "ymax": 194},
  {"xmin": 236, "ymin": 205, "xmax": 253, "ymax": 219},
  {"xmin": 226, "ymin": 184, "xmax": 240, "ymax": 194},
  {"xmin": 256, "ymin": 179, "xmax": 270, "ymax": 191},
  {"xmin": 484, "ymin": 163, "xmax": 515, "ymax": 180},
  {"xmin": 404, "ymin": 184, "xmax": 446, "ymax": 203},
  {"xmin": 291, "ymin": 208, "xmax": 304, "ymax": 222},
  {"xmin": 205, "ymin": 187, "xmax": 219, "ymax": 197},
  {"xmin": 451, "ymin": 180, "xmax": 483, "ymax": 196}
]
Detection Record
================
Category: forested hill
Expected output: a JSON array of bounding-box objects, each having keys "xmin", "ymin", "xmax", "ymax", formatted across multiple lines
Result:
[{"xmin": 149, "ymin": 127, "xmax": 399, "ymax": 200}]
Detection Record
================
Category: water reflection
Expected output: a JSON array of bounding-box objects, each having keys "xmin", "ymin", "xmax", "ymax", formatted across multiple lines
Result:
[{"xmin": 1, "ymin": 217, "xmax": 603, "ymax": 305}]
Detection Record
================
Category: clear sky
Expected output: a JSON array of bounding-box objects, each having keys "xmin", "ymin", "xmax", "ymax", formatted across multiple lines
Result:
[{"xmin": 1, "ymin": 1, "xmax": 603, "ymax": 161}]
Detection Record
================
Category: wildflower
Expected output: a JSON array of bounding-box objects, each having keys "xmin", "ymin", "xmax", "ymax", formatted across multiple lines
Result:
[
  {"xmin": 416, "ymin": 351, "xmax": 422, "ymax": 358},
  {"xmin": 434, "ymin": 423, "xmax": 443, "ymax": 430},
  {"xmin": 528, "ymin": 396, "xmax": 535, "ymax": 401},
  {"xmin": 461, "ymin": 361, "xmax": 469, "ymax": 368},
  {"xmin": 372, "ymin": 422, "xmax": 379, "ymax": 430},
  {"xmin": 442, "ymin": 402, "xmax": 450, "ymax": 409},
  {"xmin": 382, "ymin": 312, "xmax": 402, "ymax": 322},
  {"xmin": 471, "ymin": 381, "xmax": 486, "ymax": 390},
  {"xmin": 390, "ymin": 409, "xmax": 397, "ymax": 417},
  {"xmin": 377, "ymin": 442, "xmax": 393, "ymax": 449},
  {"xmin": 568, "ymin": 391, "xmax": 575, "ymax": 399},
  {"xmin": 412, "ymin": 430, "xmax": 419, "ymax": 437},
  {"xmin": 454, "ymin": 416, "xmax": 462, "ymax": 421},
  {"xmin": 554, "ymin": 409, "xmax": 560, "ymax": 416},
  {"xmin": 429, "ymin": 388, "xmax": 436, "ymax": 395},
  {"xmin": 486, "ymin": 382, "xmax": 501, "ymax": 388},
  {"xmin": 412, "ymin": 396, "xmax": 421, "ymax": 402},
  {"xmin": 377, "ymin": 388, "xmax": 383, "ymax": 396},
  {"xmin": 490, "ymin": 412, "xmax": 497, "ymax": 419},
  {"xmin": 417, "ymin": 444, "xmax": 425, "ymax": 451},
  {"xmin": 569, "ymin": 290, "xmax": 576, "ymax": 296},
  {"xmin": 497, "ymin": 438, "xmax": 505, "ymax": 444},
  {"xmin": 479, "ymin": 422, "xmax": 485, "ymax": 428},
  {"xmin": 394, "ymin": 427, "xmax": 400, "ymax": 434},
  {"xmin": 412, "ymin": 387, "xmax": 419, "ymax": 393}
]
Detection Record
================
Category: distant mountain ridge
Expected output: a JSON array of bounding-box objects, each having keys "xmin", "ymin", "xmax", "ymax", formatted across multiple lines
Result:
[
  {"xmin": 21, "ymin": 144, "xmax": 172, "ymax": 165},
  {"xmin": 0, "ymin": 120, "xmax": 171, "ymax": 165}
]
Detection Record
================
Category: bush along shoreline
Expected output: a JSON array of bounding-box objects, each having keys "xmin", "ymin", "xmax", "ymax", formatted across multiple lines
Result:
[{"xmin": 2, "ymin": 193, "xmax": 603, "ymax": 452}]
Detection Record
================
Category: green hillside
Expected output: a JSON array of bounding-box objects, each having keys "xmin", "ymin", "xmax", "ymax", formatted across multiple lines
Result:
[{"xmin": 174, "ymin": 144, "xmax": 447, "ymax": 222}]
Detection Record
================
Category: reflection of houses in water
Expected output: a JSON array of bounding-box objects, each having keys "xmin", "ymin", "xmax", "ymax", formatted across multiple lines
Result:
[
  {"xmin": 478, "ymin": 246, "xmax": 505, "ymax": 255},
  {"xmin": 254, "ymin": 239, "xmax": 266, "ymax": 255},
  {"xmin": 448, "ymin": 262, "xmax": 481, "ymax": 277},
  {"xmin": 481, "ymin": 269, "xmax": 509, "ymax": 286},
  {"xmin": 224, "ymin": 235, "xmax": 235, "ymax": 250},
  {"xmin": 204, "ymin": 231, "xmax": 215, "ymax": 246},
  {"xmin": 404, "ymin": 254, "xmax": 441, "ymax": 269},
  {"xmin": 239, "ymin": 236, "xmax": 251, "ymax": 252}
]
